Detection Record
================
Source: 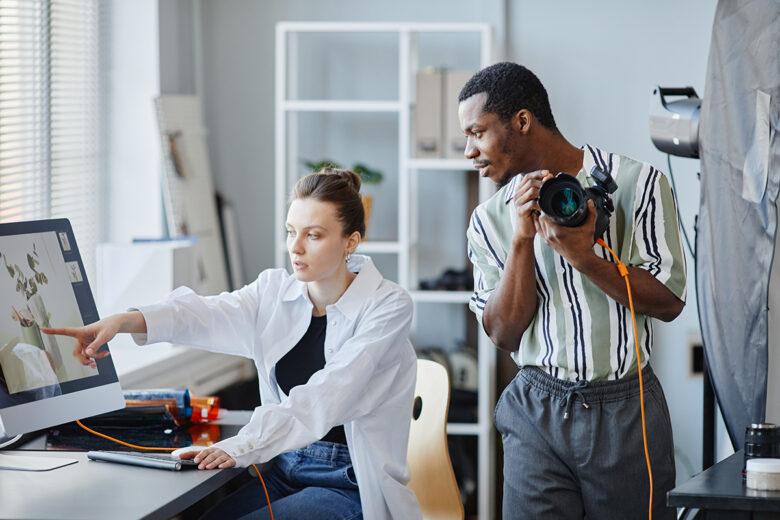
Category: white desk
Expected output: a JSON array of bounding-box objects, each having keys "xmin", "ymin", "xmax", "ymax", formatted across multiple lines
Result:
[
  {"xmin": 1, "ymin": 411, "xmax": 261, "ymax": 520},
  {"xmin": 0, "ymin": 451, "xmax": 259, "ymax": 520}
]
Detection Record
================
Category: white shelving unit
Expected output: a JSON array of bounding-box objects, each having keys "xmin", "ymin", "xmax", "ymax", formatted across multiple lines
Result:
[{"xmin": 275, "ymin": 22, "xmax": 495, "ymax": 519}]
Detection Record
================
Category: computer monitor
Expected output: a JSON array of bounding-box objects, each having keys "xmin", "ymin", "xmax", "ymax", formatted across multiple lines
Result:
[{"xmin": 0, "ymin": 219, "xmax": 124, "ymax": 446}]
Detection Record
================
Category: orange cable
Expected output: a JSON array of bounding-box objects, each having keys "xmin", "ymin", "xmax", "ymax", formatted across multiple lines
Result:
[
  {"xmin": 596, "ymin": 238, "xmax": 653, "ymax": 520},
  {"xmin": 254, "ymin": 464, "xmax": 274, "ymax": 520},
  {"xmin": 76, "ymin": 419, "xmax": 174, "ymax": 451},
  {"xmin": 77, "ymin": 419, "xmax": 274, "ymax": 518}
]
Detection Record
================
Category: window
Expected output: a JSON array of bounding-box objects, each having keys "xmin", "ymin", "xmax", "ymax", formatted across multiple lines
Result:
[{"xmin": 0, "ymin": 0, "xmax": 103, "ymax": 279}]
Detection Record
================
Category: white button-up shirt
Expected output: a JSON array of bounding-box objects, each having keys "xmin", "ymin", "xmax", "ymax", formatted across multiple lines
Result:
[{"xmin": 132, "ymin": 255, "xmax": 422, "ymax": 520}]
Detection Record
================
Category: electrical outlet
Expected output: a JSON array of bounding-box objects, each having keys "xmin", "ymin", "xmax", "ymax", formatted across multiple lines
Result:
[{"xmin": 690, "ymin": 341, "xmax": 704, "ymax": 375}]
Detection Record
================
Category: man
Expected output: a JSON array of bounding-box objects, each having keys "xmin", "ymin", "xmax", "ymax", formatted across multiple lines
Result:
[{"xmin": 460, "ymin": 62, "xmax": 686, "ymax": 519}]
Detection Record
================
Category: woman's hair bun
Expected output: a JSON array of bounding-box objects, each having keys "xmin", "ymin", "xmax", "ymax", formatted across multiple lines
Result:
[
  {"xmin": 319, "ymin": 167, "xmax": 362, "ymax": 193},
  {"xmin": 290, "ymin": 167, "xmax": 366, "ymax": 238}
]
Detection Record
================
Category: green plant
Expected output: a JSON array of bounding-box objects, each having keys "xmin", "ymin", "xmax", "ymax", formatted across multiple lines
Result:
[
  {"xmin": 351, "ymin": 163, "xmax": 383, "ymax": 184},
  {"xmin": 0, "ymin": 243, "xmax": 48, "ymax": 300},
  {"xmin": 304, "ymin": 159, "xmax": 383, "ymax": 184}
]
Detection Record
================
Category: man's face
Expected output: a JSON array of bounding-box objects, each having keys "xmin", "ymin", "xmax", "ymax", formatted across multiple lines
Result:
[{"xmin": 458, "ymin": 92, "xmax": 525, "ymax": 186}]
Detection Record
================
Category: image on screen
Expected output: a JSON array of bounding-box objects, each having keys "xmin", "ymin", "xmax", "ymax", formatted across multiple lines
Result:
[{"xmin": 0, "ymin": 229, "xmax": 104, "ymax": 405}]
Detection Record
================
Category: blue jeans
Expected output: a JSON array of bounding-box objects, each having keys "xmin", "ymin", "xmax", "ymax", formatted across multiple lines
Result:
[{"xmin": 200, "ymin": 441, "xmax": 362, "ymax": 520}]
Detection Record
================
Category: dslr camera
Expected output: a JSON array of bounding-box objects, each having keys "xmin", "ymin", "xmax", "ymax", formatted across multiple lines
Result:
[{"xmin": 537, "ymin": 166, "xmax": 618, "ymax": 240}]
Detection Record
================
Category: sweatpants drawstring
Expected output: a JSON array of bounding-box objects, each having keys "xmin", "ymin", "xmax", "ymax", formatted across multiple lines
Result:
[{"xmin": 561, "ymin": 380, "xmax": 590, "ymax": 419}]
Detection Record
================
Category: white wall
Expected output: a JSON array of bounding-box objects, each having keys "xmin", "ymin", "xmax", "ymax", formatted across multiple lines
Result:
[
  {"xmin": 106, "ymin": 0, "xmax": 164, "ymax": 243},
  {"xmin": 506, "ymin": 0, "xmax": 718, "ymax": 481},
  {"xmin": 158, "ymin": 0, "xmax": 197, "ymax": 96}
]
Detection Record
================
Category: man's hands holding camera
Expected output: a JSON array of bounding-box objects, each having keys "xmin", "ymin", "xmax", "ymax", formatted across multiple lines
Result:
[
  {"xmin": 512, "ymin": 170, "xmax": 553, "ymax": 241},
  {"xmin": 536, "ymin": 198, "xmax": 599, "ymax": 270},
  {"xmin": 512, "ymin": 170, "xmax": 599, "ymax": 270}
]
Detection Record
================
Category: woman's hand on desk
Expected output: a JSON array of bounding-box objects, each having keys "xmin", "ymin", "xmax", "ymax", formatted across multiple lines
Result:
[
  {"xmin": 41, "ymin": 311, "xmax": 147, "ymax": 368},
  {"xmin": 178, "ymin": 446, "xmax": 236, "ymax": 470}
]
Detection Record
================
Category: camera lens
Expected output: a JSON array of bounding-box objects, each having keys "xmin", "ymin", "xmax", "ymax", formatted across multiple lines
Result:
[
  {"xmin": 551, "ymin": 187, "xmax": 581, "ymax": 217},
  {"xmin": 538, "ymin": 173, "xmax": 588, "ymax": 227},
  {"xmin": 743, "ymin": 423, "xmax": 780, "ymax": 478}
]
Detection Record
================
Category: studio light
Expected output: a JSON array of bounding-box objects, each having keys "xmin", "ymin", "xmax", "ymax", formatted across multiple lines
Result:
[{"xmin": 649, "ymin": 86, "xmax": 701, "ymax": 158}]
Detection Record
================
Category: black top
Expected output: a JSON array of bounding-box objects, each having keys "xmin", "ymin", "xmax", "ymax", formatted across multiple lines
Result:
[{"xmin": 275, "ymin": 314, "xmax": 347, "ymax": 445}]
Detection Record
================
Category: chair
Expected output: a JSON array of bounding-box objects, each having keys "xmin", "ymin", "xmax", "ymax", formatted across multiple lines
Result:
[{"xmin": 407, "ymin": 359, "xmax": 465, "ymax": 520}]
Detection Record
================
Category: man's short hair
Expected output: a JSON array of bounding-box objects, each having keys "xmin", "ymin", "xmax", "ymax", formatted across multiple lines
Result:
[{"xmin": 458, "ymin": 62, "xmax": 557, "ymax": 131}]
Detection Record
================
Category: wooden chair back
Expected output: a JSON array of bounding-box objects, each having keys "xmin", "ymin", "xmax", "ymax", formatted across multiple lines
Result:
[{"xmin": 407, "ymin": 359, "xmax": 464, "ymax": 520}]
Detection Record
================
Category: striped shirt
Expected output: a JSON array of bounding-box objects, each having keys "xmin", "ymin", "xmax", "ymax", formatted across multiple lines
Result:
[{"xmin": 467, "ymin": 145, "xmax": 687, "ymax": 382}]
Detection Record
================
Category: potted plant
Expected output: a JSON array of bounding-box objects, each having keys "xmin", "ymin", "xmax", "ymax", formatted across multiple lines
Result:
[{"xmin": 304, "ymin": 159, "xmax": 383, "ymax": 238}]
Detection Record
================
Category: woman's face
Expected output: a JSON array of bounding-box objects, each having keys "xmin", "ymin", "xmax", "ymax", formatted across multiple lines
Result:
[{"xmin": 286, "ymin": 198, "xmax": 356, "ymax": 283}]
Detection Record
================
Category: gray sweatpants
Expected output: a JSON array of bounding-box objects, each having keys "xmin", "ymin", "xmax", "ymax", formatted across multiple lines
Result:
[{"xmin": 495, "ymin": 365, "xmax": 676, "ymax": 520}]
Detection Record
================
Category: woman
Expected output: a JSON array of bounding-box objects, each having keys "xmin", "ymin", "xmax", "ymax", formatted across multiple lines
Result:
[{"xmin": 43, "ymin": 169, "xmax": 422, "ymax": 520}]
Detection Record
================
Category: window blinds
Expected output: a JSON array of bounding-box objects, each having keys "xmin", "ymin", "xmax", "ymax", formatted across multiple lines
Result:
[{"xmin": 0, "ymin": 0, "xmax": 102, "ymax": 278}]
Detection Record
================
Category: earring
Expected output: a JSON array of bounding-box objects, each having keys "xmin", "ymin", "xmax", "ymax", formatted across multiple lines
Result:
[{"xmin": 345, "ymin": 252, "xmax": 352, "ymax": 264}]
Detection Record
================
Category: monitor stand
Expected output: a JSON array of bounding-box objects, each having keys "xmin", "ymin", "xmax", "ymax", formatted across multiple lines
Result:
[
  {"xmin": 0, "ymin": 434, "xmax": 77, "ymax": 471},
  {"xmin": 0, "ymin": 452, "xmax": 77, "ymax": 471}
]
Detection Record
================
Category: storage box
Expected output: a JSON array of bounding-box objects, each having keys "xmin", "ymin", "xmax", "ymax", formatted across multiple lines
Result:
[
  {"xmin": 413, "ymin": 69, "xmax": 443, "ymax": 158},
  {"xmin": 444, "ymin": 70, "xmax": 473, "ymax": 159}
]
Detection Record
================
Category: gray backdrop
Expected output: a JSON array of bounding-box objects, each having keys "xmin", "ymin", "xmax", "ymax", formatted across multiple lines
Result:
[{"xmin": 697, "ymin": 0, "xmax": 780, "ymax": 446}]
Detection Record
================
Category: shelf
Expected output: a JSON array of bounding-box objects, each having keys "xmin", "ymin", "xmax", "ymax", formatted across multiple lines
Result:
[
  {"xmin": 407, "ymin": 158, "xmax": 476, "ymax": 171},
  {"xmin": 356, "ymin": 241, "xmax": 402, "ymax": 254},
  {"xmin": 276, "ymin": 23, "xmax": 495, "ymax": 519},
  {"xmin": 446, "ymin": 422, "xmax": 483, "ymax": 436},
  {"xmin": 282, "ymin": 100, "xmax": 401, "ymax": 112},
  {"xmin": 277, "ymin": 21, "xmax": 491, "ymax": 34},
  {"xmin": 410, "ymin": 290, "xmax": 471, "ymax": 303},
  {"xmin": 277, "ymin": 240, "xmax": 401, "ymax": 255}
]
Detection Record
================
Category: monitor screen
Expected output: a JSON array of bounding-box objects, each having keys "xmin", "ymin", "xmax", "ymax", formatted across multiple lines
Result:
[{"xmin": 0, "ymin": 219, "xmax": 124, "ymax": 438}]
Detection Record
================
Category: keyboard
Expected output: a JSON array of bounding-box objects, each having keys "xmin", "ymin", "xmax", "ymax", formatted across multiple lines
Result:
[{"xmin": 87, "ymin": 450, "xmax": 199, "ymax": 471}]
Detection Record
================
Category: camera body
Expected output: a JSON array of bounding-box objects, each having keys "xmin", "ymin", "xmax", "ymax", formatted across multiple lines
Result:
[{"xmin": 537, "ymin": 166, "xmax": 618, "ymax": 240}]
